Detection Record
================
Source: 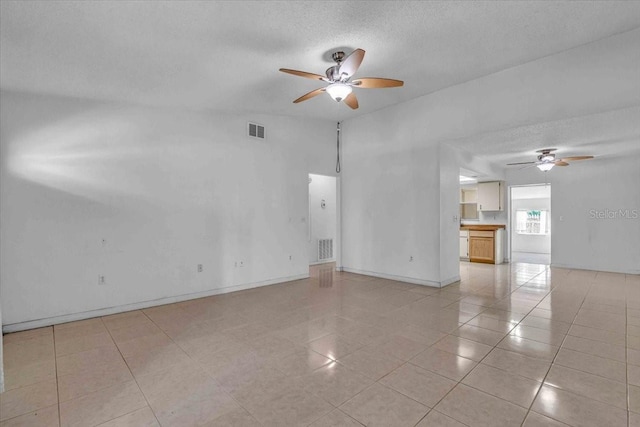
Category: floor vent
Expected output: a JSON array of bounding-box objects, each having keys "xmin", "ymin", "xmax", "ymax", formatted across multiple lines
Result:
[
  {"xmin": 318, "ymin": 238, "xmax": 333, "ymax": 261},
  {"xmin": 248, "ymin": 122, "xmax": 265, "ymax": 139}
]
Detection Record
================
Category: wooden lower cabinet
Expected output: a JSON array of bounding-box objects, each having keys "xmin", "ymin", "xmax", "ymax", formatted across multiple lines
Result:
[{"xmin": 469, "ymin": 230, "xmax": 495, "ymax": 263}]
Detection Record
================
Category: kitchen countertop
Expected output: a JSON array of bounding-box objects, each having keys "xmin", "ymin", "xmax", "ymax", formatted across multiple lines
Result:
[{"xmin": 460, "ymin": 224, "xmax": 506, "ymax": 231}]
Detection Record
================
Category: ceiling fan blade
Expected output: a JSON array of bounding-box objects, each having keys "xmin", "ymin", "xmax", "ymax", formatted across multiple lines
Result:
[
  {"xmin": 559, "ymin": 156, "xmax": 594, "ymax": 161},
  {"xmin": 554, "ymin": 161, "xmax": 569, "ymax": 166},
  {"xmin": 518, "ymin": 163, "xmax": 540, "ymax": 170},
  {"xmin": 351, "ymin": 77, "xmax": 404, "ymax": 88},
  {"xmin": 279, "ymin": 68, "xmax": 326, "ymax": 81},
  {"xmin": 343, "ymin": 92, "xmax": 359, "ymax": 110},
  {"xmin": 338, "ymin": 48, "xmax": 365, "ymax": 78},
  {"xmin": 293, "ymin": 88, "xmax": 325, "ymax": 103},
  {"xmin": 506, "ymin": 161, "xmax": 536, "ymax": 166}
]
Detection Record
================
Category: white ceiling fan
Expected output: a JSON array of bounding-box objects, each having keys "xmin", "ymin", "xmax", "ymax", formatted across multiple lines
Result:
[
  {"xmin": 279, "ymin": 48, "xmax": 404, "ymax": 109},
  {"xmin": 506, "ymin": 148, "xmax": 594, "ymax": 171}
]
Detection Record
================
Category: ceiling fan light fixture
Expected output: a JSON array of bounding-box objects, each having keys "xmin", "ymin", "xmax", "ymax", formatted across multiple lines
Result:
[
  {"xmin": 281, "ymin": 48, "xmax": 403, "ymax": 109},
  {"xmin": 326, "ymin": 83, "xmax": 352, "ymax": 102},
  {"xmin": 537, "ymin": 163, "xmax": 555, "ymax": 172}
]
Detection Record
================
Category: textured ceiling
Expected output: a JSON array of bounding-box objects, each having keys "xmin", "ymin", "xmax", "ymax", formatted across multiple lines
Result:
[
  {"xmin": 446, "ymin": 106, "xmax": 640, "ymax": 165},
  {"xmin": 2, "ymin": 0, "xmax": 640, "ymax": 123}
]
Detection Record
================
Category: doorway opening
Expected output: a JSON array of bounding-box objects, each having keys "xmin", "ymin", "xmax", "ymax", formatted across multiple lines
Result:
[
  {"xmin": 509, "ymin": 184, "xmax": 551, "ymax": 265},
  {"xmin": 308, "ymin": 174, "xmax": 337, "ymax": 279}
]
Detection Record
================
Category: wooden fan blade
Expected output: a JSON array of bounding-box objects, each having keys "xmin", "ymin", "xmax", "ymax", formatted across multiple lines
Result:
[
  {"xmin": 293, "ymin": 88, "xmax": 325, "ymax": 103},
  {"xmin": 554, "ymin": 161, "xmax": 569, "ymax": 166},
  {"xmin": 339, "ymin": 48, "xmax": 365, "ymax": 78},
  {"xmin": 279, "ymin": 68, "xmax": 326, "ymax": 81},
  {"xmin": 559, "ymin": 156, "xmax": 594, "ymax": 161},
  {"xmin": 352, "ymin": 77, "xmax": 404, "ymax": 88},
  {"xmin": 506, "ymin": 161, "xmax": 536, "ymax": 166},
  {"xmin": 343, "ymin": 92, "xmax": 359, "ymax": 110}
]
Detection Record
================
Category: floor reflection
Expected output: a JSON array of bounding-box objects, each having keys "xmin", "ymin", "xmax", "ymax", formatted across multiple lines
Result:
[{"xmin": 311, "ymin": 262, "xmax": 335, "ymax": 288}]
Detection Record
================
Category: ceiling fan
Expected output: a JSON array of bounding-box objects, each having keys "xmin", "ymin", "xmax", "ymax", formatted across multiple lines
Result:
[
  {"xmin": 279, "ymin": 48, "xmax": 403, "ymax": 110},
  {"xmin": 507, "ymin": 148, "xmax": 594, "ymax": 171}
]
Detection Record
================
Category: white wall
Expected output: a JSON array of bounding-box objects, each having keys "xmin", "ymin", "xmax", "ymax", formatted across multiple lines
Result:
[
  {"xmin": 511, "ymin": 197, "xmax": 551, "ymax": 254},
  {"xmin": 476, "ymin": 209, "xmax": 508, "ymax": 226},
  {"xmin": 308, "ymin": 174, "xmax": 337, "ymax": 264},
  {"xmin": 341, "ymin": 29, "xmax": 639, "ymax": 285},
  {"xmin": 341, "ymin": 113, "xmax": 441, "ymax": 285},
  {"xmin": 0, "ymin": 91, "xmax": 336, "ymax": 330},
  {"xmin": 2, "ymin": 29, "xmax": 638, "ymax": 332},
  {"xmin": 507, "ymin": 155, "xmax": 640, "ymax": 274},
  {"xmin": 440, "ymin": 145, "xmax": 463, "ymax": 284}
]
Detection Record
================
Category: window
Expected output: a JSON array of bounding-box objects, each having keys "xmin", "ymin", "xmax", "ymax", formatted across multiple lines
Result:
[{"xmin": 515, "ymin": 210, "xmax": 549, "ymax": 235}]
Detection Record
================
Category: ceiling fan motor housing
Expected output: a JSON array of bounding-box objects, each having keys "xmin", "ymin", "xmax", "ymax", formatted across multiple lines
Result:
[
  {"xmin": 326, "ymin": 65, "xmax": 341, "ymax": 81},
  {"xmin": 326, "ymin": 51, "xmax": 349, "ymax": 82},
  {"xmin": 536, "ymin": 148, "xmax": 556, "ymax": 163},
  {"xmin": 331, "ymin": 51, "xmax": 345, "ymax": 63}
]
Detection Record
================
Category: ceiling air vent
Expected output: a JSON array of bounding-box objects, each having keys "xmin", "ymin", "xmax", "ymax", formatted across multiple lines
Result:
[{"xmin": 247, "ymin": 122, "xmax": 265, "ymax": 140}]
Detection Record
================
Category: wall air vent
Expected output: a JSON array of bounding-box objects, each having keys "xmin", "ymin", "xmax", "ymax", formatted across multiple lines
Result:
[
  {"xmin": 248, "ymin": 122, "xmax": 265, "ymax": 139},
  {"xmin": 318, "ymin": 238, "xmax": 334, "ymax": 261}
]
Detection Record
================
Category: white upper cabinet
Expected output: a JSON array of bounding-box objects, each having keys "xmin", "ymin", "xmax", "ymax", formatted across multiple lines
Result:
[{"xmin": 477, "ymin": 181, "xmax": 504, "ymax": 211}]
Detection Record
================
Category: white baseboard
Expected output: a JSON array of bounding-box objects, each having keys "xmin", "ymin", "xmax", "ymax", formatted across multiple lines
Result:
[
  {"xmin": 341, "ymin": 267, "xmax": 455, "ymax": 288},
  {"xmin": 2, "ymin": 273, "xmax": 309, "ymax": 333},
  {"xmin": 309, "ymin": 260, "xmax": 336, "ymax": 266},
  {"xmin": 440, "ymin": 275, "xmax": 462, "ymax": 287},
  {"xmin": 550, "ymin": 263, "xmax": 639, "ymax": 275}
]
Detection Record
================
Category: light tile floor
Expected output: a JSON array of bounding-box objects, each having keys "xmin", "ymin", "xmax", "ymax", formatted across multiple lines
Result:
[
  {"xmin": 1, "ymin": 261, "xmax": 639, "ymax": 426},
  {"xmin": 511, "ymin": 252, "xmax": 551, "ymax": 265}
]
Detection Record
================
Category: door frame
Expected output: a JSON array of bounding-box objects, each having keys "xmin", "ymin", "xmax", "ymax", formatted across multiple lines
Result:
[
  {"xmin": 307, "ymin": 173, "xmax": 341, "ymax": 270},
  {"xmin": 507, "ymin": 183, "xmax": 551, "ymax": 264}
]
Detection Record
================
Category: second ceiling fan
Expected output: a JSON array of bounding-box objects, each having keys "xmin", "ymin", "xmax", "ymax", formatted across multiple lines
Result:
[
  {"xmin": 279, "ymin": 48, "xmax": 403, "ymax": 110},
  {"xmin": 507, "ymin": 148, "xmax": 594, "ymax": 171}
]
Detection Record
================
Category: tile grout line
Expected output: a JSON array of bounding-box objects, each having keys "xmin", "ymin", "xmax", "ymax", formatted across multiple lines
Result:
[
  {"xmin": 452, "ymin": 267, "xmax": 554, "ymax": 426},
  {"xmin": 134, "ymin": 309, "xmax": 248, "ymax": 424},
  {"xmin": 356, "ymin": 269, "xmax": 616, "ymax": 423},
  {"xmin": 14, "ymin": 264, "xmax": 624, "ymax": 426},
  {"xmin": 408, "ymin": 265, "xmax": 551, "ymax": 426},
  {"xmin": 520, "ymin": 273, "xmax": 592, "ymax": 427},
  {"xmin": 407, "ymin": 264, "xmax": 554, "ymax": 424},
  {"xmin": 53, "ymin": 326, "xmax": 62, "ymax": 427},
  {"xmin": 626, "ymin": 286, "xmax": 630, "ymax": 427},
  {"xmin": 305, "ymin": 275, "xmax": 478, "ymax": 426},
  {"xmin": 99, "ymin": 316, "xmax": 163, "ymax": 427},
  {"xmin": 137, "ymin": 308, "xmax": 266, "ymax": 425}
]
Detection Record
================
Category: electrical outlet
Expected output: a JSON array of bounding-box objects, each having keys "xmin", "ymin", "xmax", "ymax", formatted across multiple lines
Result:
[
  {"xmin": 289, "ymin": 255, "xmax": 292, "ymax": 261},
  {"xmin": 409, "ymin": 256, "xmax": 414, "ymax": 262},
  {"xmin": 197, "ymin": 264, "xmax": 203, "ymax": 273},
  {"xmin": 98, "ymin": 275, "xmax": 106, "ymax": 285},
  {"xmin": 239, "ymin": 261, "xmax": 245, "ymax": 267}
]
